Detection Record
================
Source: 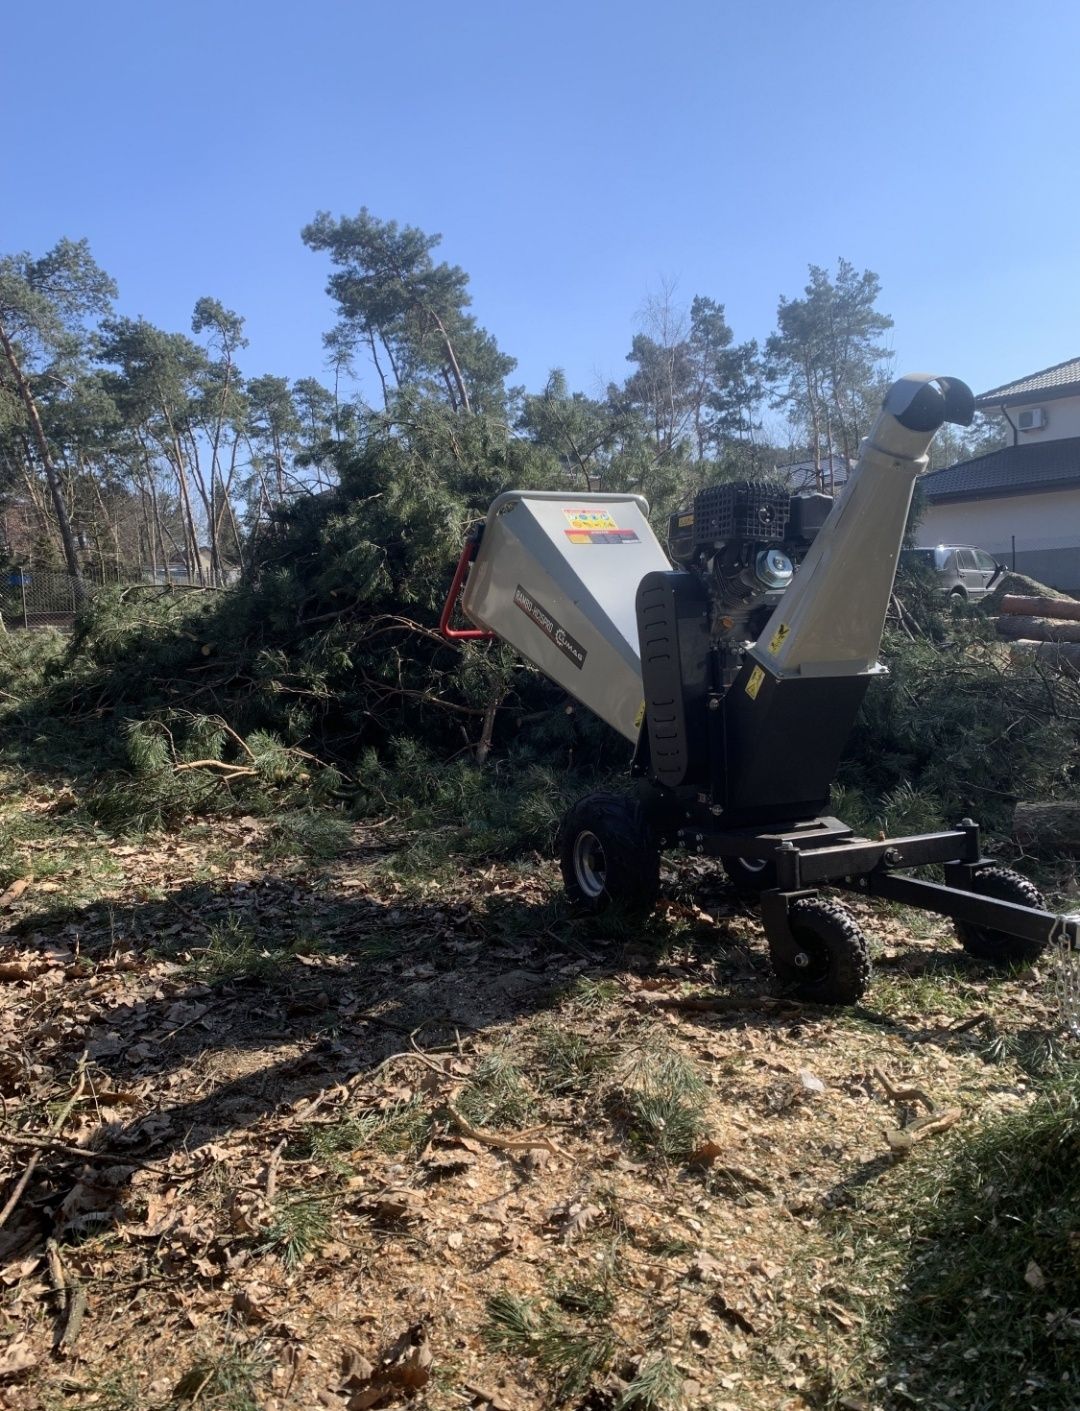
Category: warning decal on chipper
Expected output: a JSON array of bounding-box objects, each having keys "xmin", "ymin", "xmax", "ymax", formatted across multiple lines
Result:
[
  {"xmin": 745, "ymin": 665, "xmax": 765, "ymax": 700},
  {"xmin": 767, "ymin": 622, "xmax": 790, "ymax": 654},
  {"xmin": 514, "ymin": 585, "xmax": 587, "ymax": 670},
  {"xmin": 562, "ymin": 507, "xmax": 640, "ymax": 545}
]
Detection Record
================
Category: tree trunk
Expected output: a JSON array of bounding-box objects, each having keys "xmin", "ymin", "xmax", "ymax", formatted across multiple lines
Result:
[
  {"xmin": 1000, "ymin": 594, "xmax": 1080, "ymax": 621},
  {"xmin": 0, "ymin": 318, "xmax": 85, "ymax": 587},
  {"xmin": 1014, "ymin": 801, "xmax": 1080, "ymax": 855},
  {"xmin": 996, "ymin": 616, "xmax": 1080, "ymax": 644},
  {"xmin": 427, "ymin": 307, "xmax": 471, "ymax": 414}
]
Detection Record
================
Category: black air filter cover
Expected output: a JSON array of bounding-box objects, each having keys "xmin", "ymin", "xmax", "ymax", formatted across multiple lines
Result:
[{"xmin": 691, "ymin": 481, "xmax": 790, "ymax": 546}]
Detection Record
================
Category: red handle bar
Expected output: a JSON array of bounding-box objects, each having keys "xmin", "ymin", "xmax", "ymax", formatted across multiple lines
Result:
[{"xmin": 439, "ymin": 533, "xmax": 496, "ymax": 641}]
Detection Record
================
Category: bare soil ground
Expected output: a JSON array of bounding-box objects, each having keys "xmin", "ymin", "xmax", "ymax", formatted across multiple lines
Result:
[{"xmin": 0, "ymin": 795, "xmax": 1069, "ymax": 1411}]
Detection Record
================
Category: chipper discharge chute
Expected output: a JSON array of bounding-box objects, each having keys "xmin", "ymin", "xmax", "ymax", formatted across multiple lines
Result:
[{"xmin": 441, "ymin": 373, "xmax": 1080, "ymax": 1005}]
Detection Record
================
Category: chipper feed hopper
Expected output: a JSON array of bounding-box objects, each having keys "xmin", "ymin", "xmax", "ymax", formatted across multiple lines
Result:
[{"xmin": 441, "ymin": 373, "xmax": 1080, "ymax": 1003}]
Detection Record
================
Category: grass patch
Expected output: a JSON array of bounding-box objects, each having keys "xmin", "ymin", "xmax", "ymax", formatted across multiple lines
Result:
[
  {"xmin": 171, "ymin": 1338, "xmax": 272, "ymax": 1409},
  {"xmin": 457, "ymin": 1050, "xmax": 538, "ymax": 1130},
  {"xmin": 563, "ymin": 975, "xmax": 621, "ymax": 1010},
  {"xmin": 617, "ymin": 1354, "xmax": 684, "ymax": 1410},
  {"xmin": 182, "ymin": 915, "xmax": 317, "ymax": 982},
  {"xmin": 532, "ymin": 1023, "xmax": 613, "ymax": 1095},
  {"xmin": 258, "ymin": 1193, "xmax": 336, "ymax": 1269},
  {"xmin": 48, "ymin": 1369, "xmax": 144, "ymax": 1411},
  {"xmin": 484, "ymin": 1291, "xmax": 617, "ymax": 1404},
  {"xmin": 868, "ymin": 969, "xmax": 979, "ymax": 1020},
  {"xmin": 839, "ymin": 1065, "xmax": 1080, "ymax": 1409},
  {"xmin": 297, "ymin": 1099, "xmax": 432, "ymax": 1165},
  {"xmin": 610, "ymin": 1039, "xmax": 707, "ymax": 1162},
  {"xmin": 261, "ymin": 807, "xmax": 354, "ymax": 861}
]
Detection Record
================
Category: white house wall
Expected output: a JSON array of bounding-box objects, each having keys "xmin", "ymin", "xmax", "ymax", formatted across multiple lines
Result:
[
  {"xmin": 997, "ymin": 392, "xmax": 1080, "ymax": 441},
  {"xmin": 918, "ymin": 485, "xmax": 1080, "ymax": 591}
]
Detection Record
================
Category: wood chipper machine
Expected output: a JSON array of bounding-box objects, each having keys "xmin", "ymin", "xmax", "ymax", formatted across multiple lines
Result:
[{"xmin": 440, "ymin": 373, "xmax": 1080, "ymax": 1003}]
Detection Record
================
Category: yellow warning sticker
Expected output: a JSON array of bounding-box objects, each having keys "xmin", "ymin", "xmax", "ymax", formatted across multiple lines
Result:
[
  {"xmin": 563, "ymin": 508, "xmax": 618, "ymax": 532},
  {"xmin": 767, "ymin": 622, "xmax": 790, "ymax": 654},
  {"xmin": 677, "ymin": 513, "xmax": 694, "ymax": 528},
  {"xmin": 745, "ymin": 664, "xmax": 765, "ymax": 700},
  {"xmin": 633, "ymin": 701, "xmax": 646, "ymax": 729}
]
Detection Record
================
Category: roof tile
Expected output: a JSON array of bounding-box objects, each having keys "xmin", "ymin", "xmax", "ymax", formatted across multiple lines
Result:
[
  {"xmin": 922, "ymin": 437, "xmax": 1080, "ymax": 500},
  {"xmin": 977, "ymin": 357, "xmax": 1080, "ymax": 405}
]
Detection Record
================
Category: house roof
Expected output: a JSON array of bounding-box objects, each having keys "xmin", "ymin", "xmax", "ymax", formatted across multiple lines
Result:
[
  {"xmin": 922, "ymin": 436, "xmax": 1080, "ymax": 502},
  {"xmin": 976, "ymin": 356, "xmax": 1080, "ymax": 408}
]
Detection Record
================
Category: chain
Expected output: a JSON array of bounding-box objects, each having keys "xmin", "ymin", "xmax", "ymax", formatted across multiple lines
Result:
[{"xmin": 1048, "ymin": 911, "xmax": 1080, "ymax": 1037}]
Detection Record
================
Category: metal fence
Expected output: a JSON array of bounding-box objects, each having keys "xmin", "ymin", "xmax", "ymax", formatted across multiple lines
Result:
[
  {"xmin": 0, "ymin": 568, "xmax": 227, "ymax": 631},
  {"xmin": 0, "ymin": 568, "xmax": 87, "ymax": 631}
]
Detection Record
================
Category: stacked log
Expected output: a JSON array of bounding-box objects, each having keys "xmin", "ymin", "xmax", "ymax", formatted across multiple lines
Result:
[{"xmin": 996, "ymin": 593, "xmax": 1080, "ymax": 661}]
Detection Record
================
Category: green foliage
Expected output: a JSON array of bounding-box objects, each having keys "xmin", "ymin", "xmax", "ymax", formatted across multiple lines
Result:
[
  {"xmin": 842, "ymin": 1067, "xmax": 1080, "ymax": 1409},
  {"xmin": 457, "ymin": 1051, "xmax": 538, "ymax": 1130},
  {"xmin": 610, "ymin": 1041, "xmax": 707, "ymax": 1161},
  {"xmin": 616, "ymin": 1355, "xmax": 684, "ymax": 1410},
  {"xmin": 484, "ymin": 1291, "xmax": 617, "ymax": 1403},
  {"xmin": 532, "ymin": 1024, "xmax": 613, "ymax": 1095},
  {"xmin": 843, "ymin": 617, "xmax": 1080, "ymax": 836},
  {"xmin": 172, "ymin": 1340, "xmax": 271, "ymax": 1410},
  {"xmin": 181, "ymin": 915, "xmax": 315, "ymax": 983},
  {"xmin": 258, "ymin": 1193, "xmax": 335, "ymax": 1269},
  {"xmin": 766, "ymin": 258, "xmax": 893, "ymax": 469}
]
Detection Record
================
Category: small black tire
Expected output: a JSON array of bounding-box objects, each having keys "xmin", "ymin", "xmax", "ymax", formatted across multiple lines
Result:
[
  {"xmin": 955, "ymin": 865, "xmax": 1047, "ymax": 964},
  {"xmin": 559, "ymin": 792, "xmax": 660, "ymax": 917},
  {"xmin": 772, "ymin": 896, "xmax": 871, "ymax": 1005},
  {"xmin": 722, "ymin": 854, "xmax": 776, "ymax": 893}
]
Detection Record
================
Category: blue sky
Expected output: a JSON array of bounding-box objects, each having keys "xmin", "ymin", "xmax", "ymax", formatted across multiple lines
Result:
[{"xmin": 5, "ymin": 0, "xmax": 1079, "ymax": 414}]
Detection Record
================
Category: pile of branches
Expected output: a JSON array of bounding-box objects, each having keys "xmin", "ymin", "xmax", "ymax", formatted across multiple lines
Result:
[
  {"xmin": 0, "ymin": 426, "xmax": 1076, "ymax": 854},
  {"xmin": 0, "ymin": 407, "xmax": 621, "ymax": 839}
]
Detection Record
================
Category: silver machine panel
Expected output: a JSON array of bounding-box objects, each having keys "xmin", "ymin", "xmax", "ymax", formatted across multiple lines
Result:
[{"xmin": 461, "ymin": 491, "xmax": 673, "ymax": 740}]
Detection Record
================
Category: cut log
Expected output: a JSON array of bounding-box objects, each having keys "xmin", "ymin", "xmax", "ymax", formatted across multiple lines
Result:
[
  {"xmin": 1000, "ymin": 594, "xmax": 1080, "ymax": 621},
  {"xmin": 996, "ymin": 616, "xmax": 1080, "ymax": 644},
  {"xmin": 1008, "ymin": 639, "xmax": 1080, "ymax": 674},
  {"xmin": 983, "ymin": 572, "xmax": 1076, "ymax": 613},
  {"xmin": 1014, "ymin": 802, "xmax": 1080, "ymax": 855}
]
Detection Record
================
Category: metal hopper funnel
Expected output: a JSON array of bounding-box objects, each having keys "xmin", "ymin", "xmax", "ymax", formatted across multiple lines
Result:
[{"xmin": 460, "ymin": 491, "xmax": 672, "ymax": 740}]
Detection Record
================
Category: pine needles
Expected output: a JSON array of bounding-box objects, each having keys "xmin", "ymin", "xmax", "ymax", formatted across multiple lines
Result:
[{"xmin": 839, "ymin": 1064, "xmax": 1080, "ymax": 1409}]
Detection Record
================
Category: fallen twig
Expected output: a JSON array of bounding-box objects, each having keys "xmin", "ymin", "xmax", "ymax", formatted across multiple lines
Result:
[
  {"xmin": 174, "ymin": 759, "xmax": 257, "ymax": 777},
  {"xmin": 444, "ymin": 1102, "xmax": 559, "ymax": 1156},
  {"xmin": 0, "ymin": 1132, "xmax": 175, "ymax": 1173},
  {"xmin": 45, "ymin": 1236, "xmax": 86, "ymax": 1352},
  {"xmin": 635, "ymin": 992, "xmax": 803, "ymax": 1015},
  {"xmin": 59, "ymin": 1282, "xmax": 88, "ymax": 1353},
  {"xmin": 885, "ymin": 1107, "xmax": 962, "ymax": 1153},
  {"xmin": 264, "ymin": 1138, "xmax": 287, "ymax": 1203},
  {"xmin": 0, "ymin": 1054, "xmax": 88, "ymax": 1231},
  {"xmin": 872, "ymin": 1066, "xmax": 937, "ymax": 1114},
  {"xmin": 874, "ymin": 1066, "xmax": 961, "ymax": 1155},
  {"xmin": 948, "ymin": 1011, "xmax": 990, "ymax": 1034}
]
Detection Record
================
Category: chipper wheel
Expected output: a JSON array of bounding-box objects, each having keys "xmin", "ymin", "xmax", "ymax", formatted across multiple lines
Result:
[
  {"xmin": 955, "ymin": 865, "xmax": 1048, "ymax": 964},
  {"xmin": 771, "ymin": 896, "xmax": 871, "ymax": 1005},
  {"xmin": 559, "ymin": 792, "xmax": 660, "ymax": 917}
]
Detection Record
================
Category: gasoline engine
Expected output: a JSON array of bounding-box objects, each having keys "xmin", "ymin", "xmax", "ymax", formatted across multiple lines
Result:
[{"xmin": 665, "ymin": 482, "xmax": 832, "ymax": 673}]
